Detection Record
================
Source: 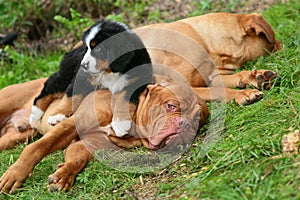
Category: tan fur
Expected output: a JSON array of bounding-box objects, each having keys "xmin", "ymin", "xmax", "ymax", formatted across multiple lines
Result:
[
  {"xmin": 35, "ymin": 92, "xmax": 64, "ymax": 111},
  {"xmin": 180, "ymin": 13, "xmax": 282, "ymax": 72},
  {"xmin": 0, "ymin": 79, "xmax": 46, "ymax": 151},
  {"xmin": 47, "ymin": 94, "xmax": 84, "ymax": 120},
  {"xmin": 134, "ymin": 13, "xmax": 280, "ymax": 102}
]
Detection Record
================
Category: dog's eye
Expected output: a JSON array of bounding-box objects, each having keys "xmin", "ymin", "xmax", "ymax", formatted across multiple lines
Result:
[
  {"xmin": 165, "ymin": 101, "xmax": 180, "ymax": 112},
  {"xmin": 90, "ymin": 40, "xmax": 96, "ymax": 48},
  {"xmin": 168, "ymin": 104, "xmax": 176, "ymax": 110}
]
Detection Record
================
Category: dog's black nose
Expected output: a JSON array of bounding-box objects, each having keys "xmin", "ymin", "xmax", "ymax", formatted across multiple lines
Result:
[{"xmin": 81, "ymin": 62, "xmax": 89, "ymax": 70}]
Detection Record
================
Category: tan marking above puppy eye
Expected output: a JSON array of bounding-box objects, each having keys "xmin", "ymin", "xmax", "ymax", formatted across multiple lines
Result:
[{"xmin": 90, "ymin": 40, "xmax": 96, "ymax": 48}]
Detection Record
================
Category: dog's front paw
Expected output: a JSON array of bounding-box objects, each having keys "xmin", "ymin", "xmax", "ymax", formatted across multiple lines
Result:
[
  {"xmin": 111, "ymin": 119, "xmax": 131, "ymax": 137},
  {"xmin": 254, "ymin": 70, "xmax": 277, "ymax": 90},
  {"xmin": 48, "ymin": 163, "xmax": 75, "ymax": 192},
  {"xmin": 29, "ymin": 106, "xmax": 44, "ymax": 127},
  {"xmin": 0, "ymin": 163, "xmax": 32, "ymax": 194},
  {"xmin": 240, "ymin": 70, "xmax": 277, "ymax": 90},
  {"xmin": 48, "ymin": 114, "xmax": 67, "ymax": 126},
  {"xmin": 234, "ymin": 89, "xmax": 263, "ymax": 105}
]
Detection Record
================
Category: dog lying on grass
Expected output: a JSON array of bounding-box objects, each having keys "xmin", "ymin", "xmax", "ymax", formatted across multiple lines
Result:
[
  {"xmin": 135, "ymin": 12, "xmax": 281, "ymax": 101},
  {"xmin": 0, "ymin": 78, "xmax": 209, "ymax": 192},
  {"xmin": 0, "ymin": 12, "xmax": 281, "ymax": 193}
]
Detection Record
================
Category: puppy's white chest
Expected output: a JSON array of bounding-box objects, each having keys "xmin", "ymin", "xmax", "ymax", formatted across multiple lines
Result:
[{"xmin": 98, "ymin": 72, "xmax": 128, "ymax": 94}]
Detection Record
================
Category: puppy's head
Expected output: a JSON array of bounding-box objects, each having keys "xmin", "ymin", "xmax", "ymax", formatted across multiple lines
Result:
[
  {"xmin": 134, "ymin": 81, "xmax": 209, "ymax": 150},
  {"xmin": 80, "ymin": 20, "xmax": 149, "ymax": 74}
]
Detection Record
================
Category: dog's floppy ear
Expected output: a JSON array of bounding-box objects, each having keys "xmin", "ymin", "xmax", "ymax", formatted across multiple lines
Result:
[
  {"xmin": 73, "ymin": 41, "xmax": 83, "ymax": 50},
  {"xmin": 197, "ymin": 97, "xmax": 210, "ymax": 126},
  {"xmin": 241, "ymin": 13, "xmax": 276, "ymax": 44}
]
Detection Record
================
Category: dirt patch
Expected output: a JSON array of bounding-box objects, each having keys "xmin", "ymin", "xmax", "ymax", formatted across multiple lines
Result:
[
  {"xmin": 210, "ymin": 0, "xmax": 288, "ymax": 13},
  {"xmin": 143, "ymin": 0, "xmax": 287, "ymax": 25}
]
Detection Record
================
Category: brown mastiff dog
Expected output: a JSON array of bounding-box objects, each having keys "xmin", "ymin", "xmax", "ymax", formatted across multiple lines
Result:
[
  {"xmin": 0, "ymin": 78, "xmax": 208, "ymax": 193},
  {"xmin": 0, "ymin": 12, "xmax": 281, "ymax": 193},
  {"xmin": 135, "ymin": 12, "xmax": 281, "ymax": 104}
]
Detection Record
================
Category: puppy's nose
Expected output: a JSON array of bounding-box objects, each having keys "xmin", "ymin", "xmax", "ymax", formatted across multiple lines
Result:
[{"xmin": 81, "ymin": 62, "xmax": 89, "ymax": 70}]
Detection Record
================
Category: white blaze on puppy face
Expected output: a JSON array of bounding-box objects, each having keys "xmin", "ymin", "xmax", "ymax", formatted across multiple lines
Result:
[{"xmin": 81, "ymin": 23, "xmax": 102, "ymax": 74}]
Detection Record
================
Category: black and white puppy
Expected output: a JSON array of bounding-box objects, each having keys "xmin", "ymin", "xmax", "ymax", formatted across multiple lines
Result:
[{"xmin": 30, "ymin": 20, "xmax": 153, "ymax": 137}]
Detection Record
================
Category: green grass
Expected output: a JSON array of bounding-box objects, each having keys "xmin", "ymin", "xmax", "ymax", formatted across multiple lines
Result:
[
  {"xmin": 0, "ymin": 44, "xmax": 64, "ymax": 87},
  {"xmin": 0, "ymin": 0, "xmax": 300, "ymax": 199}
]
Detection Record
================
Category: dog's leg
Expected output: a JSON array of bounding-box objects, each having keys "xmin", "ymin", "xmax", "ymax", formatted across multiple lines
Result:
[
  {"xmin": 0, "ymin": 117, "xmax": 77, "ymax": 194},
  {"xmin": 0, "ymin": 90, "xmax": 113, "ymax": 193},
  {"xmin": 30, "ymin": 46, "xmax": 86, "ymax": 126},
  {"xmin": 210, "ymin": 70, "xmax": 277, "ymax": 90},
  {"xmin": 47, "ymin": 70, "xmax": 95, "ymax": 126},
  {"xmin": 0, "ymin": 108, "xmax": 37, "ymax": 151},
  {"xmin": 111, "ymin": 91, "xmax": 136, "ymax": 137},
  {"xmin": 193, "ymin": 87, "xmax": 263, "ymax": 105},
  {"xmin": 0, "ymin": 128, "xmax": 37, "ymax": 152},
  {"xmin": 48, "ymin": 131, "xmax": 118, "ymax": 191},
  {"xmin": 30, "ymin": 74, "xmax": 69, "ymax": 126},
  {"xmin": 110, "ymin": 73, "xmax": 150, "ymax": 138},
  {"xmin": 47, "ymin": 140, "xmax": 93, "ymax": 192},
  {"xmin": 47, "ymin": 94, "xmax": 84, "ymax": 125},
  {"xmin": 0, "ymin": 79, "xmax": 45, "ymax": 128}
]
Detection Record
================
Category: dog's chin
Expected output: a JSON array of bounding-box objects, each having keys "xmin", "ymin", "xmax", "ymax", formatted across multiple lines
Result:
[
  {"xmin": 164, "ymin": 130, "xmax": 196, "ymax": 151},
  {"xmin": 146, "ymin": 115, "xmax": 195, "ymax": 150},
  {"xmin": 147, "ymin": 133, "xmax": 178, "ymax": 150},
  {"xmin": 147, "ymin": 130, "xmax": 195, "ymax": 151}
]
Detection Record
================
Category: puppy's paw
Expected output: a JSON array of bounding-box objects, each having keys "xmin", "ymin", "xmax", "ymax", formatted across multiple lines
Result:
[
  {"xmin": 111, "ymin": 119, "xmax": 131, "ymax": 137},
  {"xmin": 29, "ymin": 106, "xmax": 44, "ymax": 127},
  {"xmin": 48, "ymin": 114, "xmax": 67, "ymax": 126}
]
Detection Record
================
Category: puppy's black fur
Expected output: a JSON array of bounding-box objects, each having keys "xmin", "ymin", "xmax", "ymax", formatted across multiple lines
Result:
[{"xmin": 32, "ymin": 20, "xmax": 152, "ymax": 118}]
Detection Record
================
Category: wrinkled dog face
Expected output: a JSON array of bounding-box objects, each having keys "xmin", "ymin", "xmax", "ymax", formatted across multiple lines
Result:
[{"xmin": 135, "ymin": 82, "xmax": 201, "ymax": 150}]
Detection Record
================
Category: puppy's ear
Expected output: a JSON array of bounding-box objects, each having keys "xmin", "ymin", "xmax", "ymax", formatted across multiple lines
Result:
[
  {"xmin": 72, "ymin": 41, "xmax": 83, "ymax": 50},
  {"xmin": 242, "ymin": 13, "xmax": 275, "ymax": 44}
]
